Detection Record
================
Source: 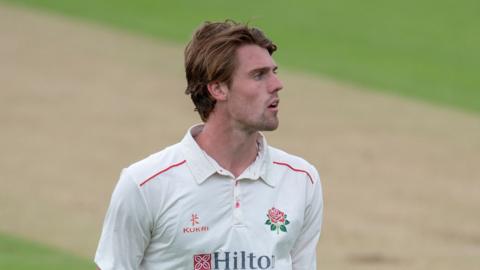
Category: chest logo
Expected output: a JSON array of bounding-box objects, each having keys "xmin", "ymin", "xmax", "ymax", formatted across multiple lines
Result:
[
  {"xmin": 265, "ymin": 207, "xmax": 290, "ymax": 234},
  {"xmin": 183, "ymin": 213, "xmax": 209, "ymax": 234},
  {"xmin": 193, "ymin": 254, "xmax": 212, "ymax": 270},
  {"xmin": 191, "ymin": 213, "xmax": 200, "ymax": 226}
]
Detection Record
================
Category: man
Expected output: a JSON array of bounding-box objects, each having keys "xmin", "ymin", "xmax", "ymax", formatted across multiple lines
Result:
[{"xmin": 95, "ymin": 20, "xmax": 323, "ymax": 270}]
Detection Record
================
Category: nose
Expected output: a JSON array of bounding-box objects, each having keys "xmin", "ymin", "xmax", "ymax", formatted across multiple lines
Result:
[{"xmin": 269, "ymin": 73, "xmax": 283, "ymax": 93}]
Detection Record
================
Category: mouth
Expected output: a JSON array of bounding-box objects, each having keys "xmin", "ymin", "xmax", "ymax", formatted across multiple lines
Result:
[{"xmin": 268, "ymin": 99, "xmax": 280, "ymax": 110}]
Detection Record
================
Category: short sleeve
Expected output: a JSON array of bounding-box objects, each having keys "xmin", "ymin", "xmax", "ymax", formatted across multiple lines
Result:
[
  {"xmin": 291, "ymin": 166, "xmax": 323, "ymax": 270},
  {"xmin": 95, "ymin": 169, "xmax": 153, "ymax": 270}
]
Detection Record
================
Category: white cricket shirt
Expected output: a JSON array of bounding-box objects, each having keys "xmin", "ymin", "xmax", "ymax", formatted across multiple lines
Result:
[{"xmin": 95, "ymin": 124, "xmax": 323, "ymax": 270}]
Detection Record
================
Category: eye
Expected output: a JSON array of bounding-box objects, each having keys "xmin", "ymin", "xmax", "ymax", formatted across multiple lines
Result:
[{"xmin": 253, "ymin": 72, "xmax": 265, "ymax": 80}]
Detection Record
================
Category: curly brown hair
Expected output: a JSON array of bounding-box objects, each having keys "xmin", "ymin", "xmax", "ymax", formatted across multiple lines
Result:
[{"xmin": 184, "ymin": 20, "xmax": 277, "ymax": 121}]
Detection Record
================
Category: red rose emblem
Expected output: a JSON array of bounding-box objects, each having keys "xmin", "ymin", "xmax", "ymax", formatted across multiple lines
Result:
[
  {"xmin": 265, "ymin": 207, "xmax": 290, "ymax": 234},
  {"xmin": 267, "ymin": 207, "xmax": 285, "ymax": 223}
]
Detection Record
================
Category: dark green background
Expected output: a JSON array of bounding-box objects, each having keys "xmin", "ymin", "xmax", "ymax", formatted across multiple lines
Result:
[
  {"xmin": 3, "ymin": 0, "xmax": 480, "ymax": 113},
  {"xmin": 0, "ymin": 233, "xmax": 94, "ymax": 269}
]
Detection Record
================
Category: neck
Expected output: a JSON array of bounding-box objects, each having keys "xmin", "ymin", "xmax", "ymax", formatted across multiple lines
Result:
[{"xmin": 196, "ymin": 121, "xmax": 260, "ymax": 178}]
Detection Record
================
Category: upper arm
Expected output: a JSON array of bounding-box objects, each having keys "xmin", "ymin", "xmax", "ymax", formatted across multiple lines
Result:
[
  {"xmin": 291, "ymin": 167, "xmax": 323, "ymax": 270},
  {"xmin": 94, "ymin": 169, "xmax": 153, "ymax": 270}
]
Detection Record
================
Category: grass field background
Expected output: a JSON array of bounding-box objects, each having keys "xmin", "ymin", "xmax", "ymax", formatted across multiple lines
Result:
[
  {"xmin": 0, "ymin": 233, "xmax": 93, "ymax": 269},
  {"xmin": 2, "ymin": 0, "xmax": 480, "ymax": 113}
]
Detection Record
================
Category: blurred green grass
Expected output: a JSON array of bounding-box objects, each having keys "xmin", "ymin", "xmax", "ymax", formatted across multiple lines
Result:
[
  {"xmin": 0, "ymin": 233, "xmax": 94, "ymax": 269},
  {"xmin": 2, "ymin": 0, "xmax": 479, "ymax": 113}
]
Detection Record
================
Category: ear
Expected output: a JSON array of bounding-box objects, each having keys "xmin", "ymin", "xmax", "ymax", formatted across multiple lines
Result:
[{"xmin": 207, "ymin": 81, "xmax": 228, "ymax": 101}]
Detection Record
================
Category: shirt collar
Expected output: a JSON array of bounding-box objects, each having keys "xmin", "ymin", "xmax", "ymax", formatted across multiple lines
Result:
[{"xmin": 180, "ymin": 124, "xmax": 275, "ymax": 187}]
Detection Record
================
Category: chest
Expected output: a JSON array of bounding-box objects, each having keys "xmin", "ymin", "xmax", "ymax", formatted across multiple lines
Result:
[{"xmin": 150, "ymin": 177, "xmax": 306, "ymax": 257}]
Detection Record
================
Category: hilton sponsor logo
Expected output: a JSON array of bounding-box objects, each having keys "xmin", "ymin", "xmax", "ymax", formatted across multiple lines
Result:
[
  {"xmin": 184, "ymin": 213, "xmax": 209, "ymax": 234},
  {"xmin": 193, "ymin": 251, "xmax": 276, "ymax": 270}
]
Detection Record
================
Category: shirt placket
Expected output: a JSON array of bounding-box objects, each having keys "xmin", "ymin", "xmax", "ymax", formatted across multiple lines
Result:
[{"xmin": 233, "ymin": 179, "xmax": 243, "ymax": 226}]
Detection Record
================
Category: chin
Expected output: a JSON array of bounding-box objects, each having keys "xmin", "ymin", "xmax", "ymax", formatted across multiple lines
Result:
[
  {"xmin": 260, "ymin": 121, "xmax": 279, "ymax": 132},
  {"xmin": 243, "ymin": 117, "xmax": 279, "ymax": 132}
]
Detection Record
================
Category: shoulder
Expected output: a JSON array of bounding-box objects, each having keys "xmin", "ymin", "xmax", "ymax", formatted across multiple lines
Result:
[
  {"xmin": 268, "ymin": 146, "xmax": 320, "ymax": 185},
  {"xmin": 268, "ymin": 146, "xmax": 322, "ymax": 209},
  {"xmin": 124, "ymin": 143, "xmax": 188, "ymax": 187}
]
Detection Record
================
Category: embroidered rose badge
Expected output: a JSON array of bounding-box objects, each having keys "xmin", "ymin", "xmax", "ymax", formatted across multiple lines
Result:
[{"xmin": 265, "ymin": 207, "xmax": 290, "ymax": 234}]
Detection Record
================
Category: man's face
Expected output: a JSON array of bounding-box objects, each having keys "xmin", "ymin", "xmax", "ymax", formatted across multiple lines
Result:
[{"xmin": 223, "ymin": 44, "xmax": 283, "ymax": 132}]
